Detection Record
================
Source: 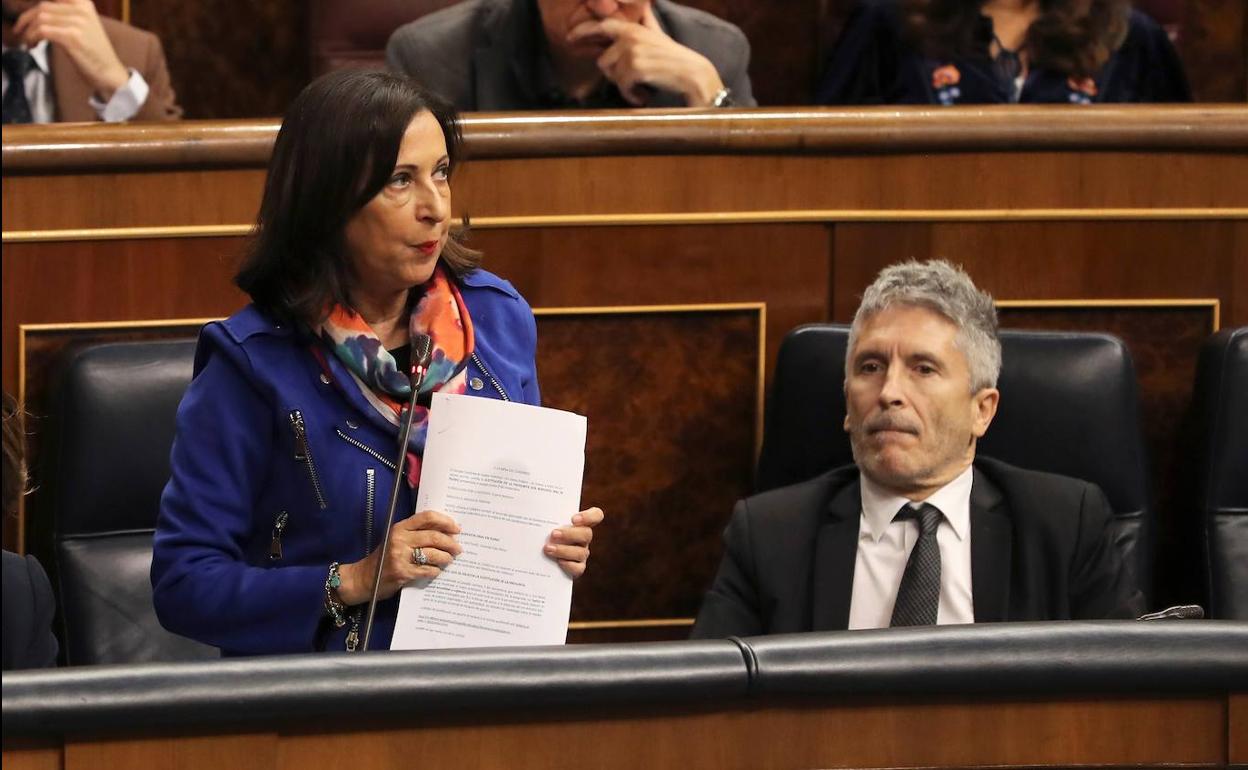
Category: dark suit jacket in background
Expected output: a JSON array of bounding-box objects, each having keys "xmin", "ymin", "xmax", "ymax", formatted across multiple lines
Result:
[
  {"xmin": 51, "ymin": 15, "xmax": 181, "ymax": 122},
  {"xmin": 691, "ymin": 456, "xmax": 1144, "ymax": 638},
  {"xmin": 2, "ymin": 549, "xmax": 58, "ymax": 670},
  {"xmin": 385, "ymin": 0, "xmax": 756, "ymax": 110}
]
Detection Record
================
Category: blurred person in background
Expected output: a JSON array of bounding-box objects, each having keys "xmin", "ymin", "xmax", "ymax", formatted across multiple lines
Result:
[
  {"xmin": 2, "ymin": 0, "xmax": 180, "ymax": 123},
  {"xmin": 387, "ymin": 0, "xmax": 754, "ymax": 109},
  {"xmin": 3, "ymin": 392, "xmax": 59, "ymax": 670},
  {"xmin": 817, "ymin": 0, "xmax": 1189, "ymax": 105}
]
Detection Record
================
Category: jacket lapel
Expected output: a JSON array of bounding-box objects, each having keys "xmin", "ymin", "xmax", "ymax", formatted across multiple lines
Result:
[
  {"xmin": 475, "ymin": 0, "xmax": 540, "ymax": 110},
  {"xmin": 970, "ymin": 466, "xmax": 1012, "ymax": 622},
  {"xmin": 811, "ymin": 478, "xmax": 862, "ymax": 631},
  {"xmin": 48, "ymin": 44, "xmax": 94, "ymax": 122}
]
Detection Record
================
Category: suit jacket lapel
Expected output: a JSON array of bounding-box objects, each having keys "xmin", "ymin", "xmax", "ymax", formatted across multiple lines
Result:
[
  {"xmin": 811, "ymin": 478, "xmax": 862, "ymax": 631},
  {"xmin": 48, "ymin": 44, "xmax": 94, "ymax": 122},
  {"xmin": 970, "ymin": 465, "xmax": 1012, "ymax": 622},
  {"xmin": 475, "ymin": 0, "xmax": 539, "ymax": 110}
]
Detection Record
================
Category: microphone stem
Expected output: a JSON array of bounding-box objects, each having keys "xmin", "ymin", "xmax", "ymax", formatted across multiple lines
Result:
[{"xmin": 360, "ymin": 365, "xmax": 427, "ymax": 652}]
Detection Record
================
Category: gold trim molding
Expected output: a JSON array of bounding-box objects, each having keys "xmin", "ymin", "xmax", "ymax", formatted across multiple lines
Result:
[
  {"xmin": 996, "ymin": 298, "xmax": 1221, "ymax": 333},
  {"xmin": 5, "ymin": 208, "xmax": 1247, "ymax": 243}
]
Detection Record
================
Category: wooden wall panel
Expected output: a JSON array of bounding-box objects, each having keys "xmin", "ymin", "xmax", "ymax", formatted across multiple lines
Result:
[
  {"xmin": 128, "ymin": 0, "xmax": 309, "ymax": 119},
  {"xmin": 536, "ymin": 307, "xmax": 761, "ymax": 623},
  {"xmin": 455, "ymin": 152, "xmax": 1248, "ymax": 217},
  {"xmin": 679, "ymin": 0, "xmax": 822, "ymax": 106},
  {"xmin": 830, "ymin": 221, "xmax": 1247, "ymax": 324},
  {"xmin": 7, "ymin": 149, "xmax": 1246, "ymax": 235},
  {"xmin": 1, "ymin": 169, "xmax": 267, "ymax": 232},
  {"xmin": 1, "ymin": 237, "xmax": 249, "ymax": 398},
  {"xmin": 16, "ymin": 695, "xmax": 1230, "ymax": 770},
  {"xmin": 471, "ymin": 224, "xmax": 832, "ymax": 383},
  {"xmin": 1181, "ymin": 0, "xmax": 1248, "ymax": 102}
]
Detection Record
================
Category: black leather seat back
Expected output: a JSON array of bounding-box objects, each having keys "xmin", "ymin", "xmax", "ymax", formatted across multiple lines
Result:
[
  {"xmin": 756, "ymin": 324, "xmax": 1153, "ymax": 600},
  {"xmin": 39, "ymin": 339, "xmax": 217, "ymax": 665},
  {"xmin": 1191, "ymin": 327, "xmax": 1248, "ymax": 619}
]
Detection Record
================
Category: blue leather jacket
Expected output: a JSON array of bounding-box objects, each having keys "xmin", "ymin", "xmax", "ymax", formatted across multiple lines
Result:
[{"xmin": 152, "ymin": 269, "xmax": 539, "ymax": 655}]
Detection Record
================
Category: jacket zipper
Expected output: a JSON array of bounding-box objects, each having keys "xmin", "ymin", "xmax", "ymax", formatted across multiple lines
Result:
[
  {"xmin": 470, "ymin": 352, "xmax": 511, "ymax": 402},
  {"xmin": 364, "ymin": 468, "xmax": 376, "ymax": 555},
  {"xmin": 335, "ymin": 428, "xmax": 397, "ymax": 471},
  {"xmin": 269, "ymin": 511, "xmax": 288, "ymax": 561},
  {"xmin": 346, "ymin": 467, "xmax": 377, "ymax": 653},
  {"xmin": 289, "ymin": 410, "xmax": 328, "ymax": 509}
]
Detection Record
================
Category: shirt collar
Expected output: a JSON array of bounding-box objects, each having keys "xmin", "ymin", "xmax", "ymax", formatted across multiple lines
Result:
[
  {"xmin": 859, "ymin": 464, "xmax": 974, "ymax": 543},
  {"xmin": 2, "ymin": 39, "xmax": 51, "ymax": 75}
]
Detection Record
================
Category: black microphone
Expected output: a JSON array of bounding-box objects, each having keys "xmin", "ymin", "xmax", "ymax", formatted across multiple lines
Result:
[
  {"xmin": 1137, "ymin": 604, "xmax": 1205, "ymax": 621},
  {"xmin": 360, "ymin": 333, "xmax": 434, "ymax": 651}
]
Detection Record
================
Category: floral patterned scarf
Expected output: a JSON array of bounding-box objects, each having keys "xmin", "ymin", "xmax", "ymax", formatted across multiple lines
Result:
[{"xmin": 318, "ymin": 263, "xmax": 474, "ymax": 486}]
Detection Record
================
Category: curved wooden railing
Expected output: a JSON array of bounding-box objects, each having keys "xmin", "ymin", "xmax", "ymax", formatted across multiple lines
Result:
[{"xmin": 3, "ymin": 105, "xmax": 1247, "ymax": 171}]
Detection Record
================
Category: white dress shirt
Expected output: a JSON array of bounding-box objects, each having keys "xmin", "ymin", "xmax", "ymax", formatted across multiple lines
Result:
[
  {"xmin": 2, "ymin": 40, "xmax": 149, "ymax": 122},
  {"xmin": 848, "ymin": 465, "xmax": 975, "ymax": 629}
]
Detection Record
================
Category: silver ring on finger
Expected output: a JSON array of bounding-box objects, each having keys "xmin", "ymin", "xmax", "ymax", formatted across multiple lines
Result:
[{"xmin": 411, "ymin": 546, "xmax": 430, "ymax": 567}]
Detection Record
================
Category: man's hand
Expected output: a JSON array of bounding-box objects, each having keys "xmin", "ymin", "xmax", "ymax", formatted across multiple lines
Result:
[
  {"xmin": 567, "ymin": 4, "xmax": 723, "ymax": 107},
  {"xmin": 13, "ymin": 0, "xmax": 129, "ymax": 100}
]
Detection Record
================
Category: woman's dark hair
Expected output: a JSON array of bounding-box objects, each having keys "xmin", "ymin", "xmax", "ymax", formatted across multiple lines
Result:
[
  {"xmin": 3, "ymin": 392, "xmax": 26, "ymax": 518},
  {"xmin": 236, "ymin": 69, "xmax": 481, "ymax": 327},
  {"xmin": 901, "ymin": 0, "xmax": 1131, "ymax": 79}
]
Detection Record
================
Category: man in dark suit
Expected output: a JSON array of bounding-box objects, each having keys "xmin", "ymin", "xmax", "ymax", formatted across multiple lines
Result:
[
  {"xmin": 692, "ymin": 260, "xmax": 1142, "ymax": 638},
  {"xmin": 386, "ymin": 0, "xmax": 754, "ymax": 110},
  {"xmin": 2, "ymin": 0, "xmax": 180, "ymax": 123}
]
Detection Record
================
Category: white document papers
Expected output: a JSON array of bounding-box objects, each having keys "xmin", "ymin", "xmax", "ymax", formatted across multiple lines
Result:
[{"xmin": 390, "ymin": 392, "xmax": 587, "ymax": 650}]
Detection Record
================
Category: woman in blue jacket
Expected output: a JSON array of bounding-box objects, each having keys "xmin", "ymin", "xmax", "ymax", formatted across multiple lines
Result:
[{"xmin": 151, "ymin": 70, "xmax": 603, "ymax": 655}]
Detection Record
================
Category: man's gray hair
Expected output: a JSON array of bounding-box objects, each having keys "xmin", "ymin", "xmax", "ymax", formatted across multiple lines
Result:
[{"xmin": 846, "ymin": 260, "xmax": 1002, "ymax": 392}]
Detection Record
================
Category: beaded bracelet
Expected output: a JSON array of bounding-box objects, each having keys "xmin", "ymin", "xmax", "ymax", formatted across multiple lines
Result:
[{"xmin": 324, "ymin": 561, "xmax": 347, "ymax": 628}]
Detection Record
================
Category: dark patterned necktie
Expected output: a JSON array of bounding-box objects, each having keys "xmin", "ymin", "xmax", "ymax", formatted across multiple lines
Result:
[
  {"xmin": 890, "ymin": 502, "xmax": 944, "ymax": 627},
  {"xmin": 3, "ymin": 48, "xmax": 36, "ymax": 124},
  {"xmin": 992, "ymin": 35, "xmax": 1024, "ymax": 103}
]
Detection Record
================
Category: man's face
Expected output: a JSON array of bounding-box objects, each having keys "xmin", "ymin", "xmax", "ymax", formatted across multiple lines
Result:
[
  {"xmin": 536, "ymin": 0, "xmax": 649, "ymax": 57},
  {"xmin": 843, "ymin": 304, "xmax": 999, "ymax": 497}
]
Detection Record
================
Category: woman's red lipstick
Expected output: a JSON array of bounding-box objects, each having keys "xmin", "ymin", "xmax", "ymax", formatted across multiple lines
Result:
[{"xmin": 415, "ymin": 241, "xmax": 439, "ymax": 255}]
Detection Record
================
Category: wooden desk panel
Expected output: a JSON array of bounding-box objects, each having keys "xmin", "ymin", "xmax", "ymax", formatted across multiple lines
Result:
[{"xmin": 4, "ymin": 694, "xmax": 1230, "ymax": 770}]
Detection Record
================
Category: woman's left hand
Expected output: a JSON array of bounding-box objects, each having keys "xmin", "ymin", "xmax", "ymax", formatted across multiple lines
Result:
[{"xmin": 545, "ymin": 507, "xmax": 604, "ymax": 579}]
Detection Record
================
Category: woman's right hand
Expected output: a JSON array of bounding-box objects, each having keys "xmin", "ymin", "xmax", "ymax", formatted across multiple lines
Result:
[{"xmin": 335, "ymin": 510, "xmax": 462, "ymax": 605}]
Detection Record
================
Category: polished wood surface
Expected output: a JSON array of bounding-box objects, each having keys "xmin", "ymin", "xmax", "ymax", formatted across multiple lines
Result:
[
  {"xmin": 5, "ymin": 107, "xmax": 1248, "ymax": 172},
  {"xmin": 130, "ymin": 0, "xmax": 309, "ymax": 120},
  {"xmin": 1231, "ymin": 693, "xmax": 1248, "ymax": 765},
  {"xmin": 3, "ymin": 110, "xmax": 1246, "ymax": 623},
  {"xmin": 1, "ymin": 694, "xmax": 1232, "ymax": 769}
]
